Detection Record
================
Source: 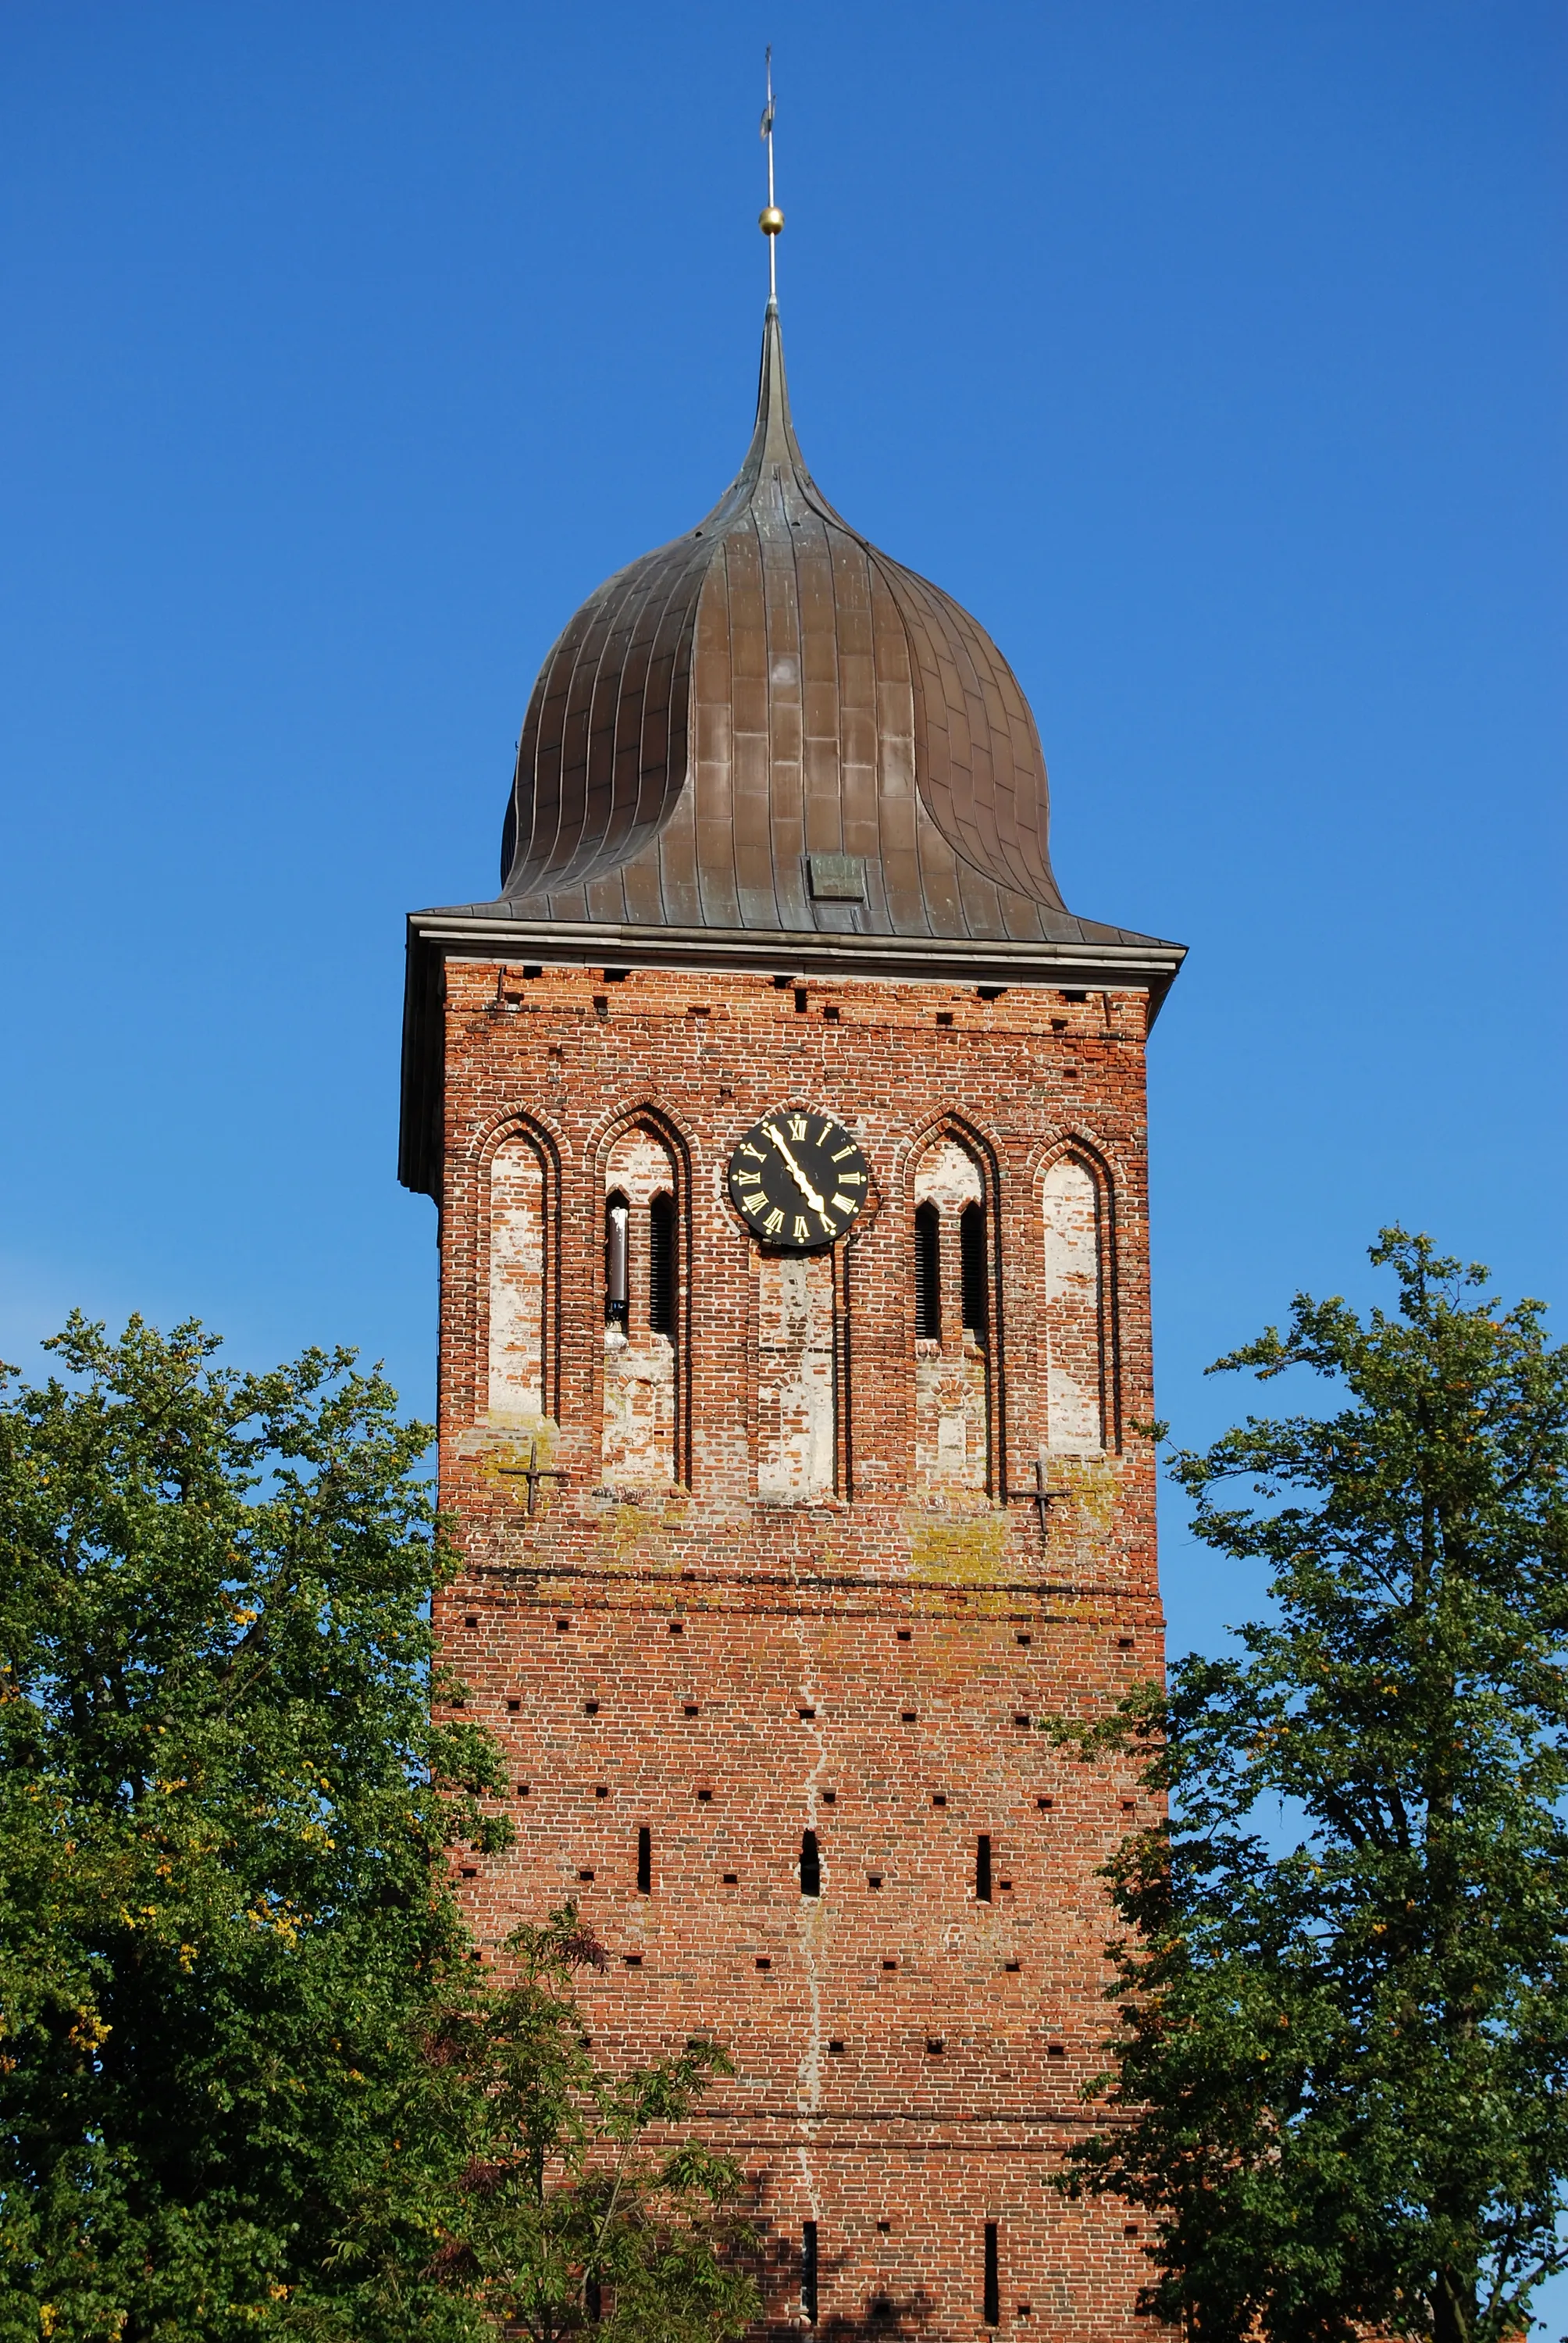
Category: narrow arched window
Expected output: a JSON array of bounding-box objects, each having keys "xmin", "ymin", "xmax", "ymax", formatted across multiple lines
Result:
[
  {"xmin": 602, "ymin": 1125, "xmax": 681, "ymax": 1489},
  {"xmin": 914, "ymin": 1201, "xmax": 941, "ymax": 1339},
  {"xmin": 800, "ymin": 1828, "xmax": 821, "ymax": 1897},
  {"xmin": 648, "ymin": 1191, "xmax": 677, "ymax": 1338},
  {"xmin": 960, "ymin": 1202, "xmax": 988, "ymax": 1343},
  {"xmin": 604, "ymin": 1192, "xmax": 629, "ymax": 1332}
]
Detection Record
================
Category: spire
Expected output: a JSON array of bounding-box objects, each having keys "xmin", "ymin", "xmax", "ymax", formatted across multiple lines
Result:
[{"xmin": 751, "ymin": 294, "xmax": 805, "ymax": 473}]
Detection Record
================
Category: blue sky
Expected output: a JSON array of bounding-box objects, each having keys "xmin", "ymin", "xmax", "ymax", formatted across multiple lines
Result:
[{"xmin": 2, "ymin": 0, "xmax": 1565, "ymax": 2298}]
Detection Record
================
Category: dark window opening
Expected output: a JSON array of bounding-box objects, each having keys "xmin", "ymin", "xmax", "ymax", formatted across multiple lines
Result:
[
  {"xmin": 976, "ymin": 1833, "xmax": 993, "ymax": 1903},
  {"xmin": 984, "ymin": 2224, "xmax": 1000, "ymax": 2326},
  {"xmin": 637, "ymin": 1827, "xmax": 651, "ymax": 1895},
  {"xmin": 605, "ymin": 1192, "xmax": 629, "ymax": 1330},
  {"xmin": 914, "ymin": 1202, "xmax": 940, "ymax": 1337},
  {"xmin": 594, "ymin": 1785, "xmax": 608, "ymax": 1798},
  {"xmin": 960, "ymin": 1203, "xmax": 989, "ymax": 1340},
  {"xmin": 800, "ymin": 1829, "xmax": 821, "ymax": 1897},
  {"xmin": 585, "ymin": 2273, "xmax": 602, "ymax": 2321},
  {"xmin": 802, "ymin": 2222, "xmax": 818, "ymax": 2326},
  {"xmin": 649, "ymin": 1192, "xmax": 677, "ymax": 1337},
  {"xmin": 794, "ymin": 987, "xmax": 808, "ymax": 1013}
]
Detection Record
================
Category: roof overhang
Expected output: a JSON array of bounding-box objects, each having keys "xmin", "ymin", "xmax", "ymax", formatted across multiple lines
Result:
[{"xmin": 398, "ymin": 908, "xmax": 1186, "ymax": 1200}]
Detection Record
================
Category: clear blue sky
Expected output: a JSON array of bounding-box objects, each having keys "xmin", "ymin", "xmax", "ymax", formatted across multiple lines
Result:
[{"xmin": 3, "ymin": 4, "xmax": 1566, "ymax": 2291}]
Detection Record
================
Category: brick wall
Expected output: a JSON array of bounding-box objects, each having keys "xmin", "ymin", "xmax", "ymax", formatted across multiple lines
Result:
[{"xmin": 432, "ymin": 959, "xmax": 1165, "ymax": 2339}]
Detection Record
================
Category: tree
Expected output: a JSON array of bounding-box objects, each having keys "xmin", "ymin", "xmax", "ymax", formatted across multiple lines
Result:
[
  {"xmin": 0, "ymin": 1316, "xmax": 757, "ymax": 2343},
  {"xmin": 1052, "ymin": 1232, "xmax": 1568, "ymax": 2343},
  {"xmin": 0, "ymin": 1312, "xmax": 509, "ymax": 2341},
  {"xmin": 412, "ymin": 1907, "xmax": 759, "ymax": 2343}
]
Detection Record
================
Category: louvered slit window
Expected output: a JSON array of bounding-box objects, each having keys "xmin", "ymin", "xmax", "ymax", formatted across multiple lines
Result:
[
  {"xmin": 649, "ymin": 1191, "xmax": 677, "ymax": 1337},
  {"xmin": 960, "ymin": 1202, "xmax": 989, "ymax": 1343},
  {"xmin": 914, "ymin": 1202, "xmax": 941, "ymax": 1338}
]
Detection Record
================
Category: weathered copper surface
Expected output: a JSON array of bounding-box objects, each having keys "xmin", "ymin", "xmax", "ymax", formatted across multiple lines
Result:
[{"xmin": 492, "ymin": 303, "xmax": 1146, "ymax": 950}]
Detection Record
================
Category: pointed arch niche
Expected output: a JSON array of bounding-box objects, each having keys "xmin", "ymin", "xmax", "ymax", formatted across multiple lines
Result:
[
  {"xmin": 600, "ymin": 1122, "xmax": 682, "ymax": 1489},
  {"xmin": 486, "ymin": 1125, "xmax": 555, "ymax": 1431},
  {"xmin": 1040, "ymin": 1150, "xmax": 1113, "ymax": 1453},
  {"xmin": 911, "ymin": 1131, "xmax": 993, "ymax": 1495},
  {"xmin": 756, "ymin": 1247, "xmax": 837, "ymax": 1503}
]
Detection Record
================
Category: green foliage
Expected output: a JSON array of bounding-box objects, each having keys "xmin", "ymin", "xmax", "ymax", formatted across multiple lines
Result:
[
  {"xmin": 0, "ymin": 1317, "xmax": 754, "ymax": 2343},
  {"xmin": 0, "ymin": 1312, "xmax": 510, "ymax": 2341},
  {"xmin": 1049, "ymin": 1232, "xmax": 1568, "ymax": 2343},
  {"xmin": 408, "ymin": 1909, "xmax": 758, "ymax": 2343}
]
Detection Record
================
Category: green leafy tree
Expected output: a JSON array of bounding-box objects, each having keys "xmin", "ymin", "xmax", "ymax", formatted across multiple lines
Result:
[
  {"xmin": 0, "ymin": 1312, "xmax": 508, "ymax": 2341},
  {"xmin": 409, "ymin": 1908, "xmax": 758, "ymax": 2343},
  {"xmin": 0, "ymin": 1316, "xmax": 758, "ymax": 2343},
  {"xmin": 1053, "ymin": 1232, "xmax": 1568, "ymax": 2343}
]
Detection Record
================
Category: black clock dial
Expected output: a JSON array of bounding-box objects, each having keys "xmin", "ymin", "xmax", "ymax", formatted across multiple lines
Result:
[{"xmin": 726, "ymin": 1109, "xmax": 871, "ymax": 1249}]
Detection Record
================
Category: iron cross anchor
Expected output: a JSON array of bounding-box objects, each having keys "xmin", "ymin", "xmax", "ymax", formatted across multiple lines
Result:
[
  {"xmin": 1003, "ymin": 1459, "xmax": 1070, "ymax": 1538},
  {"xmin": 498, "ymin": 1437, "xmax": 571, "ymax": 1517}
]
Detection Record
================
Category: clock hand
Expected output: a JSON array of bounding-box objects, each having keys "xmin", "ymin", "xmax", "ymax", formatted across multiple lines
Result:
[{"xmin": 764, "ymin": 1124, "xmax": 828, "ymax": 1216}]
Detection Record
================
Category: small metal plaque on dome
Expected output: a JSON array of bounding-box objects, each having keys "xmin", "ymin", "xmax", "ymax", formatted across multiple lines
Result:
[{"xmin": 807, "ymin": 853, "xmax": 865, "ymax": 902}]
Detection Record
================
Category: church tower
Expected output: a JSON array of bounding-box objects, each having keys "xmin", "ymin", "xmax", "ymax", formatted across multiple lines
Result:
[{"xmin": 400, "ymin": 278, "xmax": 1184, "ymax": 2337}]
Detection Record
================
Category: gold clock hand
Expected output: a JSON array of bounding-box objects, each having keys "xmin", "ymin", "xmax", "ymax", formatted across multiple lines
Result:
[{"xmin": 764, "ymin": 1123, "xmax": 828, "ymax": 1215}]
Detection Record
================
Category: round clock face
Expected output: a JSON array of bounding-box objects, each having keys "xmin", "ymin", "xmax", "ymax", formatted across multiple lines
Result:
[{"xmin": 727, "ymin": 1108, "xmax": 871, "ymax": 1249}]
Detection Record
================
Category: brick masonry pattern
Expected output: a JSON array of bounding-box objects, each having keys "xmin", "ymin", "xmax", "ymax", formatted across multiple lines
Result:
[{"xmin": 432, "ymin": 960, "xmax": 1165, "ymax": 2339}]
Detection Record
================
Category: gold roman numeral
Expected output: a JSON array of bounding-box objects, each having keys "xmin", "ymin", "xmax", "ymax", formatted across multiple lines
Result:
[
  {"xmin": 792, "ymin": 1215, "xmax": 809, "ymax": 1241},
  {"xmin": 787, "ymin": 1114, "xmax": 808, "ymax": 1139},
  {"xmin": 831, "ymin": 1193, "xmax": 855, "ymax": 1214},
  {"xmin": 763, "ymin": 1207, "xmax": 785, "ymax": 1235}
]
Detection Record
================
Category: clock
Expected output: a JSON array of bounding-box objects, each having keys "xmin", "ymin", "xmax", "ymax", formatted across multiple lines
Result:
[{"xmin": 726, "ymin": 1109, "xmax": 871, "ymax": 1248}]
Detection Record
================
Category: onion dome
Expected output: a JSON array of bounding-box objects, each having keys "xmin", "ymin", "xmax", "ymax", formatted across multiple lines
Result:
[{"xmin": 494, "ymin": 301, "xmax": 1153, "ymax": 952}]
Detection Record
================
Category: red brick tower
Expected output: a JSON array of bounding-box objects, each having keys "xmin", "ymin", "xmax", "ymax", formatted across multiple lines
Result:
[{"xmin": 400, "ymin": 297, "xmax": 1185, "ymax": 2338}]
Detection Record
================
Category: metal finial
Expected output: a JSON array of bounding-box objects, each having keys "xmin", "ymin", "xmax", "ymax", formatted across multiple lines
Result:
[{"xmin": 758, "ymin": 45, "xmax": 782, "ymax": 301}]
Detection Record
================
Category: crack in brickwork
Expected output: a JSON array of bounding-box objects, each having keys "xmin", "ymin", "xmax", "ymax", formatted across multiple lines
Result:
[{"xmin": 431, "ymin": 962, "xmax": 1164, "ymax": 2338}]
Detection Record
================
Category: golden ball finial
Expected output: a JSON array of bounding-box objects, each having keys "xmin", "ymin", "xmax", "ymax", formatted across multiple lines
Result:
[{"xmin": 759, "ymin": 205, "xmax": 785, "ymax": 236}]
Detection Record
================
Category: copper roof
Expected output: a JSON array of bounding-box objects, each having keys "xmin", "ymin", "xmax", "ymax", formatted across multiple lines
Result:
[
  {"xmin": 486, "ymin": 301, "xmax": 1168, "ymax": 954},
  {"xmin": 398, "ymin": 301, "xmax": 1185, "ymax": 1197}
]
